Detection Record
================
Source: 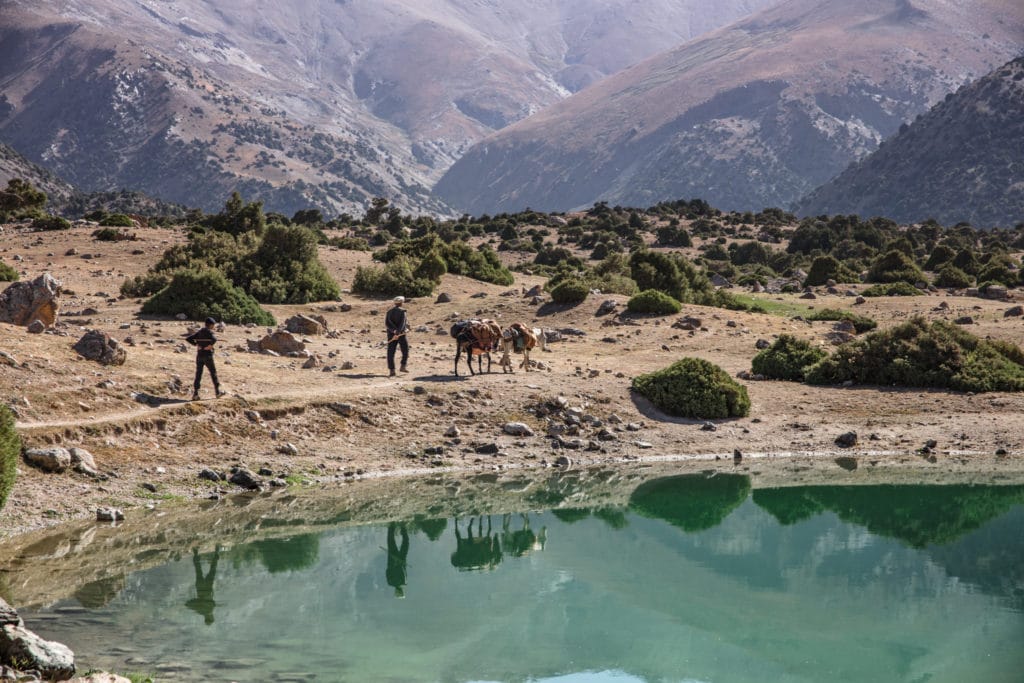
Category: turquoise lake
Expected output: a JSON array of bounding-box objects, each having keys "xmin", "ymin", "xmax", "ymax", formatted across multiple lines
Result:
[{"xmin": 12, "ymin": 474, "xmax": 1024, "ymax": 682}]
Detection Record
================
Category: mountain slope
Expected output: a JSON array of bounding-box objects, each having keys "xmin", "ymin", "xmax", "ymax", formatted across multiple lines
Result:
[
  {"xmin": 0, "ymin": 0, "xmax": 776, "ymax": 216},
  {"xmin": 435, "ymin": 0, "xmax": 1024, "ymax": 215},
  {"xmin": 796, "ymin": 57, "xmax": 1024, "ymax": 228},
  {"xmin": 0, "ymin": 141, "xmax": 76, "ymax": 208}
]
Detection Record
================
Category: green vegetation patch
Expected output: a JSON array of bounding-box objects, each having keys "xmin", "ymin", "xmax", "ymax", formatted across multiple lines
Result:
[
  {"xmin": 0, "ymin": 405, "xmax": 20, "ymax": 512},
  {"xmin": 626, "ymin": 289, "xmax": 682, "ymax": 315},
  {"xmin": 0, "ymin": 260, "xmax": 18, "ymax": 282},
  {"xmin": 141, "ymin": 268, "xmax": 275, "ymax": 325},
  {"xmin": 804, "ymin": 309, "xmax": 878, "ymax": 333},
  {"xmin": 633, "ymin": 357, "xmax": 751, "ymax": 419},
  {"xmin": 751, "ymin": 334, "xmax": 828, "ymax": 381},
  {"xmin": 805, "ymin": 318, "xmax": 1024, "ymax": 392},
  {"xmin": 629, "ymin": 473, "xmax": 751, "ymax": 532},
  {"xmin": 548, "ymin": 278, "xmax": 590, "ymax": 305},
  {"xmin": 861, "ymin": 282, "xmax": 924, "ymax": 297}
]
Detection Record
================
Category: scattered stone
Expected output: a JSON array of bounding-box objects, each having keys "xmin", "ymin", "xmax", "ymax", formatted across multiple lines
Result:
[
  {"xmin": 257, "ymin": 467, "xmax": 274, "ymax": 476},
  {"xmin": 0, "ymin": 622, "xmax": 76, "ymax": 681},
  {"xmin": 284, "ymin": 314, "xmax": 328, "ymax": 336},
  {"xmin": 277, "ymin": 442, "xmax": 299, "ymax": 456},
  {"xmin": 23, "ymin": 447, "xmax": 72, "ymax": 473},
  {"xmin": 673, "ymin": 316, "xmax": 703, "ymax": 331},
  {"xmin": 26, "ymin": 319, "xmax": 45, "ymax": 334},
  {"xmin": 835, "ymin": 431, "xmax": 858, "ymax": 448},
  {"xmin": 250, "ymin": 331, "xmax": 305, "ymax": 355},
  {"xmin": 69, "ymin": 448, "xmax": 99, "ymax": 477},
  {"xmin": 329, "ymin": 403, "xmax": 354, "ymax": 417},
  {"xmin": 523, "ymin": 285, "xmax": 543, "ymax": 298},
  {"xmin": 835, "ymin": 456, "xmax": 858, "ymax": 471},
  {"xmin": 854, "ymin": 296, "xmax": 866, "ymax": 305},
  {"xmin": 503, "ymin": 422, "xmax": 534, "ymax": 437},
  {"xmin": 755, "ymin": 339, "xmax": 770, "ymax": 350},
  {"xmin": 954, "ymin": 316, "xmax": 974, "ymax": 325},
  {"xmin": 1004, "ymin": 305, "xmax": 1024, "ymax": 318},
  {"xmin": 444, "ymin": 425, "xmax": 460, "ymax": 438},
  {"xmin": 340, "ymin": 360, "xmax": 356, "ymax": 370},
  {"xmin": 710, "ymin": 273, "xmax": 732, "ymax": 287},
  {"xmin": 634, "ymin": 441, "xmax": 653, "ymax": 449},
  {"xmin": 596, "ymin": 427, "xmax": 618, "ymax": 441},
  {"xmin": 228, "ymin": 469, "xmax": 263, "ymax": 489},
  {"xmin": 470, "ymin": 292, "xmax": 487, "ymax": 298},
  {"xmin": 0, "ymin": 273, "xmax": 62, "ymax": 327},
  {"xmin": 244, "ymin": 410, "xmax": 262, "ymax": 422},
  {"xmin": 198, "ymin": 469, "xmax": 221, "ymax": 482},
  {"xmin": 72, "ymin": 330, "xmax": 127, "ymax": 366},
  {"xmin": 800, "ymin": 291, "xmax": 817, "ymax": 300},
  {"xmin": 733, "ymin": 448, "xmax": 742, "ymax": 464},
  {"xmin": 141, "ymin": 482, "xmax": 157, "ymax": 493},
  {"xmin": 554, "ymin": 455, "xmax": 572, "ymax": 468},
  {"xmin": 474, "ymin": 443, "xmax": 500, "ymax": 455},
  {"xmin": 984, "ymin": 285, "xmax": 1008, "ymax": 300},
  {"xmin": 435, "ymin": 292, "xmax": 452, "ymax": 303},
  {"xmin": 596, "ymin": 300, "xmax": 618, "ymax": 316},
  {"xmin": 700, "ymin": 422, "xmax": 717, "ymax": 432},
  {"xmin": 302, "ymin": 355, "xmax": 322, "ymax": 369},
  {"xmin": 96, "ymin": 507, "xmax": 124, "ymax": 522}
]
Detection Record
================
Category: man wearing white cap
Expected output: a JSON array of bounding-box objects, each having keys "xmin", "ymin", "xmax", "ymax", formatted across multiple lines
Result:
[{"xmin": 385, "ymin": 296, "xmax": 410, "ymax": 376}]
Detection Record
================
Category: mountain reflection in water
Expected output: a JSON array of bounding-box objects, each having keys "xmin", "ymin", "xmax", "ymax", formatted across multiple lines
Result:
[{"xmin": 10, "ymin": 474, "xmax": 1024, "ymax": 682}]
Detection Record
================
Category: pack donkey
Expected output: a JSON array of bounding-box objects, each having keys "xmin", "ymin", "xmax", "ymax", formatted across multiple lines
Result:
[
  {"xmin": 450, "ymin": 318, "xmax": 503, "ymax": 376},
  {"xmin": 498, "ymin": 322, "xmax": 546, "ymax": 373}
]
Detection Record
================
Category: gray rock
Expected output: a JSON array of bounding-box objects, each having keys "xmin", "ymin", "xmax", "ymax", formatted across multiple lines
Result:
[
  {"xmin": 23, "ymin": 448, "xmax": 72, "ymax": 473},
  {"xmin": 329, "ymin": 403, "xmax": 354, "ymax": 417},
  {"xmin": 474, "ymin": 443, "xmax": 500, "ymax": 455},
  {"xmin": 435, "ymin": 292, "xmax": 452, "ymax": 303},
  {"xmin": 854, "ymin": 296, "xmax": 866, "ymax": 305},
  {"xmin": 228, "ymin": 469, "xmax": 262, "ymax": 489},
  {"xmin": 198, "ymin": 468, "xmax": 221, "ymax": 482},
  {"xmin": 710, "ymin": 273, "xmax": 732, "ymax": 287},
  {"xmin": 954, "ymin": 316, "xmax": 974, "ymax": 325},
  {"xmin": 141, "ymin": 482, "xmax": 157, "ymax": 493},
  {"xmin": 503, "ymin": 422, "xmax": 535, "ymax": 437},
  {"xmin": 444, "ymin": 425, "xmax": 461, "ymax": 438},
  {"xmin": 72, "ymin": 330, "xmax": 127, "ymax": 366},
  {"xmin": 69, "ymin": 448, "xmax": 99, "ymax": 476},
  {"xmin": 284, "ymin": 314, "xmax": 328, "ymax": 336},
  {"xmin": 985, "ymin": 285, "xmax": 1008, "ymax": 300},
  {"xmin": 0, "ymin": 273, "xmax": 62, "ymax": 327},
  {"xmin": 0, "ymin": 598, "xmax": 19, "ymax": 627},
  {"xmin": 596, "ymin": 300, "xmax": 618, "ymax": 316},
  {"xmin": 835, "ymin": 431, "xmax": 858, "ymax": 448},
  {"xmin": 96, "ymin": 507, "xmax": 124, "ymax": 522},
  {"xmin": 244, "ymin": 410, "xmax": 262, "ymax": 422},
  {"xmin": 302, "ymin": 355, "xmax": 322, "ymax": 369},
  {"xmin": 634, "ymin": 441, "xmax": 653, "ymax": 449},
  {"xmin": 277, "ymin": 442, "xmax": 299, "ymax": 456},
  {"xmin": 1004, "ymin": 305, "xmax": 1024, "ymax": 318},
  {"xmin": 800, "ymin": 291, "xmax": 817, "ymax": 300},
  {"xmin": 0, "ymin": 623, "xmax": 75, "ymax": 680},
  {"xmin": 755, "ymin": 338, "xmax": 770, "ymax": 350},
  {"xmin": 253, "ymin": 331, "xmax": 305, "ymax": 355},
  {"xmin": 524, "ymin": 285, "xmax": 543, "ymax": 298},
  {"xmin": 700, "ymin": 422, "xmax": 717, "ymax": 432},
  {"xmin": 596, "ymin": 427, "xmax": 618, "ymax": 441},
  {"xmin": 554, "ymin": 455, "xmax": 572, "ymax": 468},
  {"xmin": 26, "ymin": 319, "xmax": 45, "ymax": 334}
]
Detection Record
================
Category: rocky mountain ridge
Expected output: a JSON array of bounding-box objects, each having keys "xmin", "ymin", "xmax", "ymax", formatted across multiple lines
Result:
[{"xmin": 436, "ymin": 0, "xmax": 1024, "ymax": 215}]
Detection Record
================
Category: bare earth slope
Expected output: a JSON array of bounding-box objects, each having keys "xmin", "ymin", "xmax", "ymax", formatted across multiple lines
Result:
[
  {"xmin": 0, "ymin": 0, "xmax": 776, "ymax": 216},
  {"xmin": 796, "ymin": 57, "xmax": 1024, "ymax": 228},
  {"xmin": 435, "ymin": 0, "xmax": 1024, "ymax": 215},
  {"xmin": 1, "ymin": 223, "xmax": 1023, "ymax": 538}
]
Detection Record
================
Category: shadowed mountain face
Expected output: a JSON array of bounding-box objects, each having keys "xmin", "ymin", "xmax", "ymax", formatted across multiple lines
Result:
[
  {"xmin": 796, "ymin": 57, "xmax": 1024, "ymax": 228},
  {"xmin": 0, "ymin": 0, "xmax": 775, "ymax": 216},
  {"xmin": 0, "ymin": 141, "xmax": 75, "ymax": 207},
  {"xmin": 435, "ymin": 0, "xmax": 1024, "ymax": 215}
]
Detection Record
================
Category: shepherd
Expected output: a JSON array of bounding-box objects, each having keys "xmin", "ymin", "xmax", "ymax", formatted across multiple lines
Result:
[
  {"xmin": 386, "ymin": 296, "xmax": 410, "ymax": 377},
  {"xmin": 186, "ymin": 317, "xmax": 225, "ymax": 400}
]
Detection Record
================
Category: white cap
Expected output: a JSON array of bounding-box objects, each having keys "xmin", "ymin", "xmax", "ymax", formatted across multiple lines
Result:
[{"xmin": 394, "ymin": 296, "xmax": 405, "ymax": 303}]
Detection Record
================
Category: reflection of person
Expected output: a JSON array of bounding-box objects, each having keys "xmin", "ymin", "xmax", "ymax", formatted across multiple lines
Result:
[
  {"xmin": 385, "ymin": 296, "xmax": 410, "ymax": 377},
  {"xmin": 185, "ymin": 317, "xmax": 225, "ymax": 400},
  {"xmin": 386, "ymin": 523, "xmax": 410, "ymax": 598},
  {"xmin": 185, "ymin": 545, "xmax": 220, "ymax": 625}
]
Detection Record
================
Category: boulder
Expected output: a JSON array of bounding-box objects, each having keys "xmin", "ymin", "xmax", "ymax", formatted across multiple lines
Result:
[
  {"xmin": 1004, "ymin": 305, "xmax": 1024, "ymax": 318},
  {"xmin": 984, "ymin": 285, "xmax": 1008, "ymax": 300},
  {"xmin": 0, "ymin": 598, "xmax": 19, "ymax": 627},
  {"xmin": 26, "ymin": 319, "xmax": 46, "ymax": 334},
  {"xmin": 302, "ymin": 355, "xmax": 323, "ymax": 369},
  {"xmin": 229, "ymin": 469, "xmax": 263, "ymax": 489},
  {"xmin": 596, "ymin": 300, "xmax": 618, "ymax": 316},
  {"xmin": 835, "ymin": 431, "xmax": 858, "ymax": 448},
  {"xmin": 69, "ymin": 448, "xmax": 99, "ymax": 477},
  {"xmin": 523, "ymin": 285, "xmax": 543, "ymax": 298},
  {"xmin": 710, "ymin": 273, "xmax": 732, "ymax": 288},
  {"xmin": 23, "ymin": 447, "xmax": 72, "ymax": 473},
  {"xmin": 0, "ymin": 623, "xmax": 75, "ymax": 681},
  {"xmin": 502, "ymin": 422, "xmax": 535, "ymax": 437},
  {"xmin": 285, "ymin": 314, "xmax": 328, "ymax": 336},
  {"xmin": 0, "ymin": 273, "xmax": 61, "ymax": 327},
  {"xmin": 96, "ymin": 508, "xmax": 124, "ymax": 522},
  {"xmin": 254, "ymin": 331, "xmax": 305, "ymax": 355},
  {"xmin": 435, "ymin": 292, "xmax": 452, "ymax": 303},
  {"xmin": 72, "ymin": 331, "xmax": 127, "ymax": 366}
]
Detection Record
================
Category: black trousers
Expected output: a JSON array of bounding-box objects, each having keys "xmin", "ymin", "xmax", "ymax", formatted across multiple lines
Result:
[
  {"xmin": 387, "ymin": 336, "xmax": 409, "ymax": 371},
  {"xmin": 194, "ymin": 353, "xmax": 219, "ymax": 392}
]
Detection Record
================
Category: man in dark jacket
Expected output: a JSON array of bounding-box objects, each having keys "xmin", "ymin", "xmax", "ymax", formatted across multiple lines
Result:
[
  {"xmin": 385, "ymin": 296, "xmax": 409, "ymax": 377},
  {"xmin": 186, "ymin": 317, "xmax": 224, "ymax": 400}
]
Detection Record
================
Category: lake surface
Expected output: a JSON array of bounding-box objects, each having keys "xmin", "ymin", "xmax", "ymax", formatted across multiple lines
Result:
[{"xmin": 14, "ymin": 475, "xmax": 1024, "ymax": 682}]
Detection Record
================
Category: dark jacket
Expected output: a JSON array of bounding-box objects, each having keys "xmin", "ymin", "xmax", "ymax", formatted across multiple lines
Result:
[
  {"xmin": 186, "ymin": 327, "xmax": 218, "ymax": 356},
  {"xmin": 385, "ymin": 307, "xmax": 408, "ymax": 338}
]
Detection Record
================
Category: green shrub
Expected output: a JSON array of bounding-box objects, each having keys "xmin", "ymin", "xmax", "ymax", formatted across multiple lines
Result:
[
  {"xmin": 861, "ymin": 282, "xmax": 924, "ymax": 297},
  {"xmin": 327, "ymin": 236, "xmax": 371, "ymax": 251},
  {"xmin": 0, "ymin": 260, "xmax": 18, "ymax": 282},
  {"xmin": 804, "ymin": 309, "xmax": 878, "ymax": 333},
  {"xmin": 351, "ymin": 257, "xmax": 436, "ymax": 298},
  {"xmin": 31, "ymin": 215, "xmax": 71, "ymax": 231},
  {"xmin": 867, "ymin": 250, "xmax": 925, "ymax": 284},
  {"xmin": 0, "ymin": 178, "xmax": 46, "ymax": 219},
  {"xmin": 632, "ymin": 357, "xmax": 751, "ymax": 419},
  {"xmin": 0, "ymin": 405, "xmax": 20, "ymax": 512},
  {"xmin": 235, "ymin": 224, "xmax": 341, "ymax": 304},
  {"xmin": 804, "ymin": 255, "xmax": 859, "ymax": 287},
  {"xmin": 120, "ymin": 272, "xmax": 171, "ymax": 298},
  {"xmin": 141, "ymin": 268, "xmax": 275, "ymax": 325},
  {"xmin": 924, "ymin": 245, "xmax": 957, "ymax": 271},
  {"xmin": 934, "ymin": 265, "xmax": 973, "ymax": 288},
  {"xmin": 92, "ymin": 227, "xmax": 135, "ymax": 241},
  {"xmin": 751, "ymin": 335, "xmax": 828, "ymax": 381},
  {"xmin": 627, "ymin": 289, "xmax": 682, "ymax": 315},
  {"xmin": 99, "ymin": 213, "xmax": 134, "ymax": 227},
  {"xmin": 804, "ymin": 318, "xmax": 1024, "ymax": 392},
  {"xmin": 976, "ymin": 261, "xmax": 1017, "ymax": 288},
  {"xmin": 549, "ymin": 278, "xmax": 590, "ymax": 304}
]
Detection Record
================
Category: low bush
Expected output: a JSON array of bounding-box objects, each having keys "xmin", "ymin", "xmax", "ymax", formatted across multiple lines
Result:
[
  {"xmin": 751, "ymin": 335, "xmax": 828, "ymax": 381},
  {"xmin": 861, "ymin": 282, "xmax": 923, "ymax": 297},
  {"xmin": 0, "ymin": 260, "xmax": 18, "ymax": 282},
  {"xmin": 803, "ymin": 255, "xmax": 859, "ymax": 287},
  {"xmin": 120, "ymin": 272, "xmax": 171, "ymax": 298},
  {"xmin": 99, "ymin": 213, "xmax": 134, "ymax": 227},
  {"xmin": 141, "ymin": 268, "xmax": 275, "ymax": 325},
  {"xmin": 31, "ymin": 215, "xmax": 71, "ymax": 231},
  {"xmin": 627, "ymin": 289, "xmax": 682, "ymax": 315},
  {"xmin": 0, "ymin": 405, "xmax": 20, "ymax": 512},
  {"xmin": 632, "ymin": 357, "xmax": 751, "ymax": 419},
  {"xmin": 235, "ymin": 224, "xmax": 341, "ymax": 304},
  {"xmin": 934, "ymin": 265, "xmax": 973, "ymax": 288},
  {"xmin": 92, "ymin": 227, "xmax": 135, "ymax": 241},
  {"xmin": 804, "ymin": 318, "xmax": 1024, "ymax": 392},
  {"xmin": 805, "ymin": 309, "xmax": 878, "ymax": 333},
  {"xmin": 351, "ymin": 256, "xmax": 436, "ymax": 298},
  {"xmin": 548, "ymin": 278, "xmax": 590, "ymax": 305},
  {"xmin": 327, "ymin": 236, "xmax": 371, "ymax": 251},
  {"xmin": 867, "ymin": 250, "xmax": 925, "ymax": 284}
]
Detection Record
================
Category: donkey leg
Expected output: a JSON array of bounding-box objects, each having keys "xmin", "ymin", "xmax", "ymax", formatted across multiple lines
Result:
[{"xmin": 453, "ymin": 345, "xmax": 462, "ymax": 376}]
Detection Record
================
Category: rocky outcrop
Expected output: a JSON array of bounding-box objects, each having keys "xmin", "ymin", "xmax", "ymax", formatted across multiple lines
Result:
[
  {"xmin": 23, "ymin": 447, "xmax": 72, "ymax": 473},
  {"xmin": 72, "ymin": 331, "xmax": 127, "ymax": 366},
  {"xmin": 249, "ymin": 331, "xmax": 306, "ymax": 355},
  {"xmin": 0, "ymin": 598, "xmax": 75, "ymax": 681},
  {"xmin": 285, "ymin": 314, "xmax": 328, "ymax": 336},
  {"xmin": 0, "ymin": 273, "xmax": 61, "ymax": 328}
]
